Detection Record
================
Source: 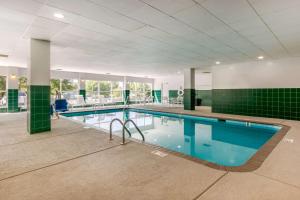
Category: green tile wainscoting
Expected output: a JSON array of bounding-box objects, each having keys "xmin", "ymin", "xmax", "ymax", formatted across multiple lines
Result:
[
  {"xmin": 184, "ymin": 89, "xmax": 196, "ymax": 110},
  {"xmin": 79, "ymin": 89, "xmax": 86, "ymax": 100},
  {"xmin": 212, "ymin": 88, "xmax": 300, "ymax": 120},
  {"xmin": 152, "ymin": 90, "xmax": 162, "ymax": 103},
  {"xmin": 169, "ymin": 90, "xmax": 178, "ymax": 99},
  {"xmin": 27, "ymin": 85, "xmax": 51, "ymax": 134},
  {"xmin": 0, "ymin": 107, "xmax": 7, "ymax": 113},
  {"xmin": 7, "ymin": 89, "xmax": 19, "ymax": 112},
  {"xmin": 195, "ymin": 90, "xmax": 212, "ymax": 106}
]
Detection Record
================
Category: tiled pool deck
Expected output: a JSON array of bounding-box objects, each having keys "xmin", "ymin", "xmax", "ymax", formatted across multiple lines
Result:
[{"xmin": 1, "ymin": 106, "xmax": 300, "ymax": 200}]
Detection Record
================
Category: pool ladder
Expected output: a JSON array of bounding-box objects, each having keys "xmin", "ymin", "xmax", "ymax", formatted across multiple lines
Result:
[{"xmin": 109, "ymin": 118, "xmax": 145, "ymax": 145}]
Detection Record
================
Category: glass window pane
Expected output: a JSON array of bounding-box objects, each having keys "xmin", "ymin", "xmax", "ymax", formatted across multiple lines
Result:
[
  {"xmin": 61, "ymin": 79, "xmax": 78, "ymax": 91},
  {"xmin": 85, "ymin": 80, "xmax": 98, "ymax": 99},
  {"xmin": 50, "ymin": 79, "xmax": 60, "ymax": 96},
  {"xmin": 18, "ymin": 77, "xmax": 27, "ymax": 93},
  {"xmin": 0, "ymin": 76, "xmax": 6, "ymax": 107},
  {"xmin": 99, "ymin": 81, "xmax": 111, "ymax": 99}
]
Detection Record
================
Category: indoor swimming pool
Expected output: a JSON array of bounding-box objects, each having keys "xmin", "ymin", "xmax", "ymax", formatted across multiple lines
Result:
[{"xmin": 61, "ymin": 108, "xmax": 281, "ymax": 167}]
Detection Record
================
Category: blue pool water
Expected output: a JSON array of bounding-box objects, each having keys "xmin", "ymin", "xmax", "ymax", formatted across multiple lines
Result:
[{"xmin": 61, "ymin": 108, "xmax": 280, "ymax": 167}]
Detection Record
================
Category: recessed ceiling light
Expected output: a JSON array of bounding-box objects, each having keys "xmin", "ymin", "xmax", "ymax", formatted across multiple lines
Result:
[
  {"xmin": 10, "ymin": 74, "xmax": 17, "ymax": 79},
  {"xmin": 215, "ymin": 61, "xmax": 221, "ymax": 65},
  {"xmin": 54, "ymin": 13, "xmax": 64, "ymax": 19},
  {"xmin": 257, "ymin": 56, "xmax": 264, "ymax": 60}
]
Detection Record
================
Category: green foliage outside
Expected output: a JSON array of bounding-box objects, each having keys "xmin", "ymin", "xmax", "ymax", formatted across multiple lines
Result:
[
  {"xmin": 18, "ymin": 77, "xmax": 27, "ymax": 92},
  {"xmin": 61, "ymin": 79, "xmax": 78, "ymax": 91},
  {"xmin": 50, "ymin": 79, "xmax": 60, "ymax": 95},
  {"xmin": 0, "ymin": 76, "xmax": 6, "ymax": 98}
]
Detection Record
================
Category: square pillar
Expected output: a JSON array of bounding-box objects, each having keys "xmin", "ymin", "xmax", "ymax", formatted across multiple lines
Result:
[
  {"xmin": 79, "ymin": 79, "xmax": 86, "ymax": 100},
  {"xmin": 184, "ymin": 68, "xmax": 195, "ymax": 110},
  {"xmin": 123, "ymin": 76, "xmax": 130, "ymax": 105},
  {"xmin": 27, "ymin": 39, "xmax": 51, "ymax": 134},
  {"xmin": 7, "ymin": 67, "xmax": 19, "ymax": 112}
]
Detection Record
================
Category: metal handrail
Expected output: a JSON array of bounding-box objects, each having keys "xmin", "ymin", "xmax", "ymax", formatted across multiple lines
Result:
[
  {"xmin": 122, "ymin": 119, "xmax": 145, "ymax": 145},
  {"xmin": 109, "ymin": 118, "xmax": 131, "ymax": 141}
]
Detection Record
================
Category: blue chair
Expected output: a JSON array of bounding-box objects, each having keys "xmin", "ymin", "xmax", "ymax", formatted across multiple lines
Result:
[{"xmin": 55, "ymin": 99, "xmax": 68, "ymax": 112}]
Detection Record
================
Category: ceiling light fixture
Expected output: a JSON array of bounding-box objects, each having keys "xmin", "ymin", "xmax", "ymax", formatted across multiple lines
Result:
[
  {"xmin": 257, "ymin": 56, "xmax": 264, "ymax": 60},
  {"xmin": 10, "ymin": 74, "xmax": 17, "ymax": 79},
  {"xmin": 55, "ymin": 68, "xmax": 63, "ymax": 71},
  {"xmin": 54, "ymin": 13, "xmax": 64, "ymax": 19},
  {"xmin": 215, "ymin": 61, "xmax": 221, "ymax": 65}
]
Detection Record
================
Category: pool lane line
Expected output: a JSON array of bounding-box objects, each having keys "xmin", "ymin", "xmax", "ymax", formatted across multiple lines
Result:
[
  {"xmin": 191, "ymin": 171, "xmax": 229, "ymax": 200},
  {"xmin": 0, "ymin": 142, "xmax": 125, "ymax": 182}
]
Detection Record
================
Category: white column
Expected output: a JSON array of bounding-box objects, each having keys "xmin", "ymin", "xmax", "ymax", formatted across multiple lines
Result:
[{"xmin": 183, "ymin": 68, "xmax": 195, "ymax": 110}]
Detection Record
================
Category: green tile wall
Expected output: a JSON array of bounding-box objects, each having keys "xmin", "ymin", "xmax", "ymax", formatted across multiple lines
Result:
[
  {"xmin": 152, "ymin": 90, "xmax": 162, "ymax": 103},
  {"xmin": 169, "ymin": 90, "xmax": 178, "ymax": 99},
  {"xmin": 7, "ymin": 89, "xmax": 19, "ymax": 112},
  {"xmin": 212, "ymin": 88, "xmax": 300, "ymax": 120},
  {"xmin": 0, "ymin": 107, "xmax": 7, "ymax": 113},
  {"xmin": 27, "ymin": 85, "xmax": 51, "ymax": 134},
  {"xmin": 195, "ymin": 90, "xmax": 212, "ymax": 106},
  {"xmin": 79, "ymin": 89, "xmax": 86, "ymax": 100},
  {"xmin": 184, "ymin": 89, "xmax": 195, "ymax": 110}
]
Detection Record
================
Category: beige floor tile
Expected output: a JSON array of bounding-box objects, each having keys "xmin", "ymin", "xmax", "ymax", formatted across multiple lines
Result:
[
  {"xmin": 0, "ymin": 142, "xmax": 225, "ymax": 200},
  {"xmin": 0, "ymin": 129, "xmax": 120, "ymax": 180},
  {"xmin": 197, "ymin": 172, "xmax": 300, "ymax": 200},
  {"xmin": 254, "ymin": 127, "xmax": 300, "ymax": 187}
]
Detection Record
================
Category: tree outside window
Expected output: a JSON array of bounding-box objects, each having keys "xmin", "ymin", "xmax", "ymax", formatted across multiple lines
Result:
[
  {"xmin": 0, "ymin": 76, "xmax": 6, "ymax": 106},
  {"xmin": 112, "ymin": 81, "xmax": 123, "ymax": 102},
  {"xmin": 86, "ymin": 80, "xmax": 98, "ymax": 99},
  {"xmin": 50, "ymin": 79, "xmax": 60, "ymax": 96},
  {"xmin": 99, "ymin": 81, "xmax": 111, "ymax": 99},
  {"xmin": 128, "ymin": 82, "xmax": 152, "ymax": 101},
  {"xmin": 18, "ymin": 77, "xmax": 27, "ymax": 93}
]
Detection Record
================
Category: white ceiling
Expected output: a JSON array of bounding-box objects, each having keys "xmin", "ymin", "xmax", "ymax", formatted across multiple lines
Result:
[{"xmin": 0, "ymin": 0, "xmax": 299, "ymax": 77}]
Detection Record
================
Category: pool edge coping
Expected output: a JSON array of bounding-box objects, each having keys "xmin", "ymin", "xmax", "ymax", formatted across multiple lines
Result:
[{"xmin": 61, "ymin": 106, "xmax": 291, "ymax": 172}]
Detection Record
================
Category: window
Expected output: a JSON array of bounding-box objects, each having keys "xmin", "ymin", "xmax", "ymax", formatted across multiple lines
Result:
[
  {"xmin": 0, "ymin": 76, "xmax": 6, "ymax": 107},
  {"xmin": 85, "ymin": 80, "xmax": 98, "ymax": 100},
  {"xmin": 18, "ymin": 77, "xmax": 27, "ymax": 106},
  {"xmin": 128, "ymin": 82, "xmax": 152, "ymax": 101},
  {"xmin": 50, "ymin": 79, "xmax": 78, "ymax": 100},
  {"xmin": 18, "ymin": 77, "xmax": 27, "ymax": 93},
  {"xmin": 61, "ymin": 79, "xmax": 78, "ymax": 99},
  {"xmin": 99, "ymin": 81, "xmax": 111, "ymax": 101},
  {"xmin": 50, "ymin": 79, "xmax": 60, "ymax": 96},
  {"xmin": 112, "ymin": 81, "xmax": 123, "ymax": 102}
]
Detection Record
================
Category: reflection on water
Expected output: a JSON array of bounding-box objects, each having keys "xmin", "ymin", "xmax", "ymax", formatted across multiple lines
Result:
[{"xmin": 69, "ymin": 110, "xmax": 277, "ymax": 166}]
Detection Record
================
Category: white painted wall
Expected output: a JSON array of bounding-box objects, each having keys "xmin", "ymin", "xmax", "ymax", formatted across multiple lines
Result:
[
  {"xmin": 213, "ymin": 57, "xmax": 300, "ymax": 89},
  {"xmin": 154, "ymin": 71, "xmax": 212, "ymax": 98}
]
